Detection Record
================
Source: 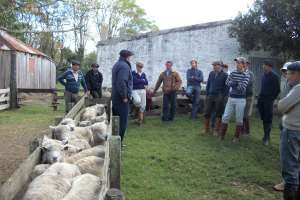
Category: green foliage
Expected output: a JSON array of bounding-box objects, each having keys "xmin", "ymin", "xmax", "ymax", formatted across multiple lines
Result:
[
  {"xmin": 81, "ymin": 51, "xmax": 97, "ymax": 73},
  {"xmin": 229, "ymin": 0, "xmax": 300, "ymax": 59},
  {"xmin": 123, "ymin": 116, "xmax": 281, "ymax": 200}
]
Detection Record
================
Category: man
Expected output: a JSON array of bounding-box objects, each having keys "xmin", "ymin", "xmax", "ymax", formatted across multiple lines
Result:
[
  {"xmin": 220, "ymin": 57, "xmax": 250, "ymax": 143},
  {"xmin": 132, "ymin": 62, "xmax": 148, "ymax": 125},
  {"xmin": 58, "ymin": 60, "xmax": 88, "ymax": 113},
  {"xmin": 153, "ymin": 61, "xmax": 182, "ymax": 121},
  {"xmin": 112, "ymin": 50, "xmax": 134, "ymax": 142},
  {"xmin": 186, "ymin": 59, "xmax": 204, "ymax": 119},
  {"xmin": 85, "ymin": 63, "xmax": 103, "ymax": 98},
  {"xmin": 278, "ymin": 61, "xmax": 300, "ymax": 200},
  {"xmin": 204, "ymin": 61, "xmax": 228, "ymax": 135},
  {"xmin": 243, "ymin": 60, "xmax": 255, "ymax": 134},
  {"xmin": 257, "ymin": 61, "xmax": 280, "ymax": 145}
]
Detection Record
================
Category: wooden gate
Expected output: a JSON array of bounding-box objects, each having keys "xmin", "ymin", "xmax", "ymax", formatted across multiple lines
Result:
[{"xmin": 0, "ymin": 88, "xmax": 10, "ymax": 111}]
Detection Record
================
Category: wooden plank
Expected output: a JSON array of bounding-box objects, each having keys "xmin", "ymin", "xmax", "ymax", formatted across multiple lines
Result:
[
  {"xmin": 98, "ymin": 141, "xmax": 110, "ymax": 200},
  {"xmin": 0, "ymin": 88, "xmax": 10, "ymax": 94},
  {"xmin": 10, "ymin": 51, "xmax": 17, "ymax": 109},
  {"xmin": 0, "ymin": 148, "xmax": 41, "ymax": 200},
  {"xmin": 105, "ymin": 189, "xmax": 124, "ymax": 200},
  {"xmin": 65, "ymin": 94, "xmax": 88, "ymax": 119},
  {"xmin": 0, "ymin": 104, "xmax": 9, "ymax": 110},
  {"xmin": 108, "ymin": 135, "xmax": 121, "ymax": 189},
  {"xmin": 112, "ymin": 116, "xmax": 120, "ymax": 136}
]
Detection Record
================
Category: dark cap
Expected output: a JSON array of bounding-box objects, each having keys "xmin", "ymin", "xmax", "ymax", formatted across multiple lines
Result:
[
  {"xmin": 287, "ymin": 61, "xmax": 300, "ymax": 71},
  {"xmin": 71, "ymin": 60, "xmax": 80, "ymax": 65},
  {"xmin": 234, "ymin": 57, "xmax": 247, "ymax": 63},
  {"xmin": 212, "ymin": 61, "xmax": 223, "ymax": 66},
  {"xmin": 166, "ymin": 61, "xmax": 173, "ymax": 65},
  {"xmin": 119, "ymin": 50, "xmax": 134, "ymax": 58},
  {"xmin": 263, "ymin": 60, "xmax": 273, "ymax": 67},
  {"xmin": 91, "ymin": 63, "xmax": 99, "ymax": 68}
]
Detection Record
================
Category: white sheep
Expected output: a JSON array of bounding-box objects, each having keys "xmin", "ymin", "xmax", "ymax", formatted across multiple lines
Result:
[
  {"xmin": 60, "ymin": 118, "xmax": 76, "ymax": 126},
  {"xmin": 30, "ymin": 164, "xmax": 50, "ymax": 180},
  {"xmin": 41, "ymin": 136, "xmax": 67, "ymax": 164},
  {"xmin": 65, "ymin": 146, "xmax": 106, "ymax": 164},
  {"xmin": 63, "ymin": 174, "xmax": 101, "ymax": 200},
  {"xmin": 23, "ymin": 163, "xmax": 81, "ymax": 200},
  {"xmin": 49, "ymin": 124, "xmax": 74, "ymax": 141},
  {"xmin": 90, "ymin": 122, "xmax": 108, "ymax": 145},
  {"xmin": 75, "ymin": 156, "xmax": 104, "ymax": 177},
  {"xmin": 80, "ymin": 104, "xmax": 106, "ymax": 123}
]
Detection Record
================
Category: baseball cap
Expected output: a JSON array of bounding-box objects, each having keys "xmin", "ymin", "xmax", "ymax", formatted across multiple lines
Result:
[{"xmin": 234, "ymin": 57, "xmax": 247, "ymax": 63}]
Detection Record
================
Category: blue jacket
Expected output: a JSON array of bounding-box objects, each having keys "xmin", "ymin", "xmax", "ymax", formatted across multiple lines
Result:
[
  {"xmin": 112, "ymin": 57, "xmax": 133, "ymax": 104},
  {"xmin": 132, "ymin": 71, "xmax": 148, "ymax": 90},
  {"xmin": 186, "ymin": 68, "xmax": 203, "ymax": 87},
  {"xmin": 206, "ymin": 70, "xmax": 228, "ymax": 96},
  {"xmin": 58, "ymin": 69, "xmax": 87, "ymax": 93},
  {"xmin": 259, "ymin": 71, "xmax": 280, "ymax": 101}
]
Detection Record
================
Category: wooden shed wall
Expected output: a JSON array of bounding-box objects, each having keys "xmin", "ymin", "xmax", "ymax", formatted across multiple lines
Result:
[
  {"xmin": 16, "ymin": 53, "xmax": 56, "ymax": 89},
  {"xmin": 0, "ymin": 50, "xmax": 11, "ymax": 89}
]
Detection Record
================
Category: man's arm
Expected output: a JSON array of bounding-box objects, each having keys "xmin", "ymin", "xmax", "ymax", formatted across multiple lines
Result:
[
  {"xmin": 116, "ymin": 67, "xmax": 129, "ymax": 99},
  {"xmin": 278, "ymin": 86, "xmax": 300, "ymax": 114},
  {"xmin": 99, "ymin": 72, "xmax": 103, "ymax": 86},
  {"xmin": 143, "ymin": 73, "xmax": 149, "ymax": 86},
  {"xmin": 57, "ymin": 71, "xmax": 67, "ymax": 86},
  {"xmin": 80, "ymin": 73, "xmax": 88, "ymax": 92},
  {"xmin": 153, "ymin": 73, "xmax": 163, "ymax": 93},
  {"xmin": 206, "ymin": 73, "xmax": 211, "ymax": 95},
  {"xmin": 85, "ymin": 72, "xmax": 91, "ymax": 91},
  {"xmin": 237, "ymin": 73, "xmax": 250, "ymax": 93},
  {"xmin": 186, "ymin": 69, "xmax": 193, "ymax": 82},
  {"xmin": 194, "ymin": 70, "xmax": 204, "ymax": 83},
  {"xmin": 174, "ymin": 72, "xmax": 182, "ymax": 90}
]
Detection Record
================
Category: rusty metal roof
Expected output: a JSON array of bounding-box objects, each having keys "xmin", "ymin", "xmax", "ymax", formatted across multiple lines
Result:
[{"xmin": 0, "ymin": 30, "xmax": 50, "ymax": 58}]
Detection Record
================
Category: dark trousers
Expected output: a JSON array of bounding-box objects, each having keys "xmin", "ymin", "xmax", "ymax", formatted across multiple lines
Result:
[
  {"xmin": 112, "ymin": 101, "xmax": 129, "ymax": 141},
  {"xmin": 257, "ymin": 98, "xmax": 274, "ymax": 141},
  {"xmin": 64, "ymin": 91, "xmax": 79, "ymax": 113},
  {"xmin": 162, "ymin": 91, "xmax": 177, "ymax": 121},
  {"xmin": 187, "ymin": 86, "xmax": 201, "ymax": 119},
  {"xmin": 204, "ymin": 94, "xmax": 225, "ymax": 119},
  {"xmin": 90, "ymin": 89, "xmax": 102, "ymax": 98}
]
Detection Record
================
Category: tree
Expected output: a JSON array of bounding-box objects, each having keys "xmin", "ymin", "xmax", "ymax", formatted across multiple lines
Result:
[
  {"xmin": 81, "ymin": 51, "xmax": 97, "ymax": 73},
  {"xmin": 229, "ymin": 0, "xmax": 300, "ymax": 59}
]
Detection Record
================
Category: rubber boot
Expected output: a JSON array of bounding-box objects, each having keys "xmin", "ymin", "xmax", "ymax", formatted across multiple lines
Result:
[
  {"xmin": 284, "ymin": 184, "xmax": 298, "ymax": 200},
  {"xmin": 232, "ymin": 125, "xmax": 243, "ymax": 143},
  {"xmin": 213, "ymin": 117, "xmax": 221, "ymax": 136},
  {"xmin": 201, "ymin": 118, "xmax": 210, "ymax": 134},
  {"xmin": 219, "ymin": 123, "xmax": 228, "ymax": 140},
  {"xmin": 262, "ymin": 123, "xmax": 271, "ymax": 145}
]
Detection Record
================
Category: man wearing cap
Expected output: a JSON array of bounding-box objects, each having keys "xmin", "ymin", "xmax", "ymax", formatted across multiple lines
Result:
[
  {"xmin": 278, "ymin": 61, "xmax": 300, "ymax": 200},
  {"xmin": 186, "ymin": 59, "xmax": 204, "ymax": 119},
  {"xmin": 85, "ymin": 63, "xmax": 103, "ymax": 98},
  {"xmin": 112, "ymin": 50, "xmax": 134, "ymax": 142},
  {"xmin": 257, "ymin": 61, "xmax": 280, "ymax": 145},
  {"xmin": 242, "ymin": 60, "xmax": 255, "ymax": 135},
  {"xmin": 153, "ymin": 61, "xmax": 182, "ymax": 122},
  {"xmin": 203, "ymin": 61, "xmax": 228, "ymax": 135},
  {"xmin": 58, "ymin": 60, "xmax": 88, "ymax": 113},
  {"xmin": 220, "ymin": 57, "xmax": 250, "ymax": 143}
]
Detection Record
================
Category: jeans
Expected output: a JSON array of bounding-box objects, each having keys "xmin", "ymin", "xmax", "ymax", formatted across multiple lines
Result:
[
  {"xmin": 186, "ymin": 86, "xmax": 201, "ymax": 119},
  {"xmin": 162, "ymin": 91, "xmax": 177, "ymax": 121},
  {"xmin": 280, "ymin": 128, "xmax": 300, "ymax": 186},
  {"xmin": 222, "ymin": 97, "xmax": 246, "ymax": 126},
  {"xmin": 112, "ymin": 101, "xmax": 129, "ymax": 141}
]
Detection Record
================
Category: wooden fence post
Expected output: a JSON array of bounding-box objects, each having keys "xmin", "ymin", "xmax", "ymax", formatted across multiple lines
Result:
[
  {"xmin": 10, "ymin": 51, "xmax": 17, "ymax": 109},
  {"xmin": 109, "ymin": 135, "xmax": 121, "ymax": 189},
  {"xmin": 112, "ymin": 116, "xmax": 120, "ymax": 136},
  {"xmin": 105, "ymin": 188, "xmax": 124, "ymax": 200}
]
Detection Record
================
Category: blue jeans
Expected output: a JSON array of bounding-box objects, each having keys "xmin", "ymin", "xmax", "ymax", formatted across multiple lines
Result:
[
  {"xmin": 280, "ymin": 128, "xmax": 300, "ymax": 186},
  {"xmin": 186, "ymin": 86, "xmax": 201, "ymax": 119},
  {"xmin": 162, "ymin": 91, "xmax": 177, "ymax": 121},
  {"xmin": 222, "ymin": 97, "xmax": 246, "ymax": 126},
  {"xmin": 112, "ymin": 101, "xmax": 129, "ymax": 141}
]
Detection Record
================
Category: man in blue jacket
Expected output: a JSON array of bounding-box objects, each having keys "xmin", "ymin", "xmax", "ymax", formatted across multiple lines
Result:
[
  {"xmin": 58, "ymin": 60, "xmax": 88, "ymax": 113},
  {"xmin": 186, "ymin": 59, "xmax": 203, "ymax": 119},
  {"xmin": 112, "ymin": 50, "xmax": 134, "ymax": 143}
]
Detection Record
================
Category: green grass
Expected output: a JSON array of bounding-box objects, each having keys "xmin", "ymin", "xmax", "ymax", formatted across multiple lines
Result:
[{"xmin": 122, "ymin": 116, "xmax": 281, "ymax": 200}]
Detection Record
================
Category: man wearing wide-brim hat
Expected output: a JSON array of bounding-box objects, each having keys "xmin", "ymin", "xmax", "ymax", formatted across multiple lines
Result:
[
  {"xmin": 58, "ymin": 60, "xmax": 88, "ymax": 113},
  {"xmin": 278, "ymin": 61, "xmax": 300, "ymax": 200}
]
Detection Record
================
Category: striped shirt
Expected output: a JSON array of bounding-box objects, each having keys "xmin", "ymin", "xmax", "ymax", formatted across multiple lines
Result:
[{"xmin": 226, "ymin": 70, "xmax": 250, "ymax": 98}]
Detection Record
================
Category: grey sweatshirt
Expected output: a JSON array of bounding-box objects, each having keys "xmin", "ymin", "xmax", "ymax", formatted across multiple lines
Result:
[{"xmin": 278, "ymin": 83, "xmax": 300, "ymax": 131}]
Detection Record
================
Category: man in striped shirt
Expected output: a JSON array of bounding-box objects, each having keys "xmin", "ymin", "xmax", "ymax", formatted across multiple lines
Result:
[{"xmin": 219, "ymin": 57, "xmax": 250, "ymax": 143}]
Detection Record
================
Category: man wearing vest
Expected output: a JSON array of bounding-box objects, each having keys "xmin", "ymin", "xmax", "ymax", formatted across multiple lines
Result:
[
  {"xmin": 153, "ymin": 61, "xmax": 182, "ymax": 122},
  {"xmin": 85, "ymin": 63, "xmax": 103, "ymax": 98},
  {"xmin": 58, "ymin": 60, "xmax": 88, "ymax": 113}
]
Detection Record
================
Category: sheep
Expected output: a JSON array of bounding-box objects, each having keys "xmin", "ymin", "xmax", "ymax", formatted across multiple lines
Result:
[
  {"xmin": 74, "ymin": 156, "xmax": 104, "ymax": 177},
  {"xmin": 63, "ymin": 174, "xmax": 101, "ymax": 200},
  {"xmin": 49, "ymin": 124, "xmax": 74, "ymax": 141},
  {"xmin": 65, "ymin": 146, "xmax": 106, "ymax": 164},
  {"xmin": 30, "ymin": 164, "xmax": 50, "ymax": 180},
  {"xmin": 90, "ymin": 122, "xmax": 108, "ymax": 145},
  {"xmin": 60, "ymin": 118, "xmax": 76, "ymax": 126},
  {"xmin": 78, "ymin": 120, "xmax": 92, "ymax": 127},
  {"xmin": 80, "ymin": 104, "xmax": 106, "ymax": 123},
  {"xmin": 23, "ymin": 163, "xmax": 81, "ymax": 200},
  {"xmin": 41, "ymin": 136, "xmax": 67, "ymax": 164}
]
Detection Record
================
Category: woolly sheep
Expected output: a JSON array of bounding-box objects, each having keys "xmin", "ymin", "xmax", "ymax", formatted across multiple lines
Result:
[
  {"xmin": 49, "ymin": 124, "xmax": 74, "ymax": 141},
  {"xmin": 63, "ymin": 174, "xmax": 101, "ymax": 200},
  {"xmin": 30, "ymin": 164, "xmax": 50, "ymax": 180},
  {"xmin": 90, "ymin": 122, "xmax": 108, "ymax": 145},
  {"xmin": 75, "ymin": 156, "xmax": 104, "ymax": 177},
  {"xmin": 60, "ymin": 118, "xmax": 76, "ymax": 126},
  {"xmin": 41, "ymin": 136, "xmax": 67, "ymax": 164},
  {"xmin": 80, "ymin": 104, "xmax": 106, "ymax": 122},
  {"xmin": 65, "ymin": 146, "xmax": 105, "ymax": 164}
]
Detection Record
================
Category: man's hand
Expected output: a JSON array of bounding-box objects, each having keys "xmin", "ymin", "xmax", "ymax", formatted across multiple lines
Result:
[
  {"xmin": 85, "ymin": 91, "xmax": 90, "ymax": 95},
  {"xmin": 123, "ymin": 98, "xmax": 128, "ymax": 103}
]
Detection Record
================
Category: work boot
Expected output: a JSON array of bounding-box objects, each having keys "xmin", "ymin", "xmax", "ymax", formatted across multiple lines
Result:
[
  {"xmin": 213, "ymin": 117, "xmax": 221, "ymax": 136},
  {"xmin": 262, "ymin": 123, "xmax": 272, "ymax": 145},
  {"xmin": 244, "ymin": 118, "xmax": 250, "ymax": 135},
  {"xmin": 201, "ymin": 118, "xmax": 210, "ymax": 134},
  {"xmin": 137, "ymin": 112, "xmax": 144, "ymax": 126},
  {"xmin": 284, "ymin": 184, "xmax": 298, "ymax": 200},
  {"xmin": 232, "ymin": 125, "xmax": 243, "ymax": 143},
  {"xmin": 219, "ymin": 123, "xmax": 228, "ymax": 140}
]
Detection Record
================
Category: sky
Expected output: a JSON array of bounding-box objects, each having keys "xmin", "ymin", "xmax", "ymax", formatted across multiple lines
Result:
[{"xmin": 85, "ymin": 0, "xmax": 254, "ymax": 53}]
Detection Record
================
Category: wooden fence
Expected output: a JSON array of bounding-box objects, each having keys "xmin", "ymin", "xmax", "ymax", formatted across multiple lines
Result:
[{"xmin": 0, "ymin": 88, "xmax": 10, "ymax": 111}]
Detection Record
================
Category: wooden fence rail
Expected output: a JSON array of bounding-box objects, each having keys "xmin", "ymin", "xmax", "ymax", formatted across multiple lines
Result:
[{"xmin": 0, "ymin": 88, "xmax": 10, "ymax": 111}]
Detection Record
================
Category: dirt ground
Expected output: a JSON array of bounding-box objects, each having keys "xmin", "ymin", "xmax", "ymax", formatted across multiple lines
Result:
[{"xmin": 0, "ymin": 95, "xmax": 63, "ymax": 186}]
